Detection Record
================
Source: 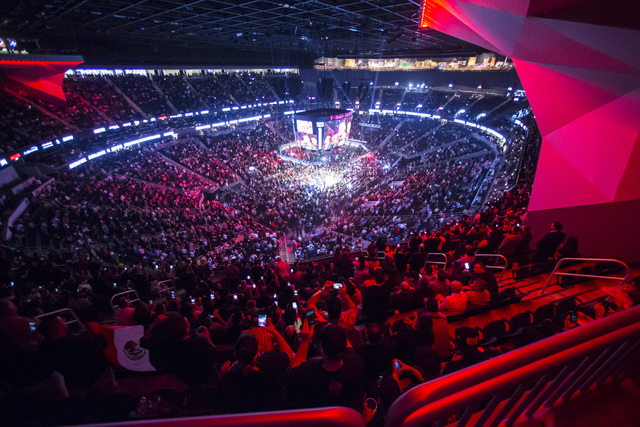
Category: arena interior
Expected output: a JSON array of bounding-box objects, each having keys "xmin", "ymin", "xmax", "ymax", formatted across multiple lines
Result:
[{"xmin": 0, "ymin": 1, "xmax": 639, "ymax": 426}]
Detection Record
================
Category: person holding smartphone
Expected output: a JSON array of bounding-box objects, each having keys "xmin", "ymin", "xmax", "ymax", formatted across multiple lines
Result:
[
  {"xmin": 288, "ymin": 324, "xmax": 365, "ymax": 410},
  {"xmin": 307, "ymin": 281, "xmax": 358, "ymax": 334},
  {"xmin": 391, "ymin": 358, "xmax": 425, "ymax": 392},
  {"xmin": 215, "ymin": 318, "xmax": 294, "ymax": 414},
  {"xmin": 0, "ymin": 299, "xmax": 43, "ymax": 351}
]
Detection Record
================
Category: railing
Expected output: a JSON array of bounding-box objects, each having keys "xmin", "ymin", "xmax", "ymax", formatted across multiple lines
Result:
[
  {"xmin": 35, "ymin": 308, "xmax": 86, "ymax": 334},
  {"xmin": 473, "ymin": 253, "xmax": 509, "ymax": 283},
  {"xmin": 102, "ymin": 407, "xmax": 365, "ymax": 427},
  {"xmin": 156, "ymin": 280, "xmax": 176, "ymax": 300},
  {"xmin": 541, "ymin": 257, "xmax": 631, "ymax": 294},
  {"xmin": 425, "ymin": 252, "xmax": 448, "ymax": 269},
  {"xmin": 385, "ymin": 304, "xmax": 640, "ymax": 427},
  {"xmin": 110, "ymin": 289, "xmax": 141, "ymax": 312}
]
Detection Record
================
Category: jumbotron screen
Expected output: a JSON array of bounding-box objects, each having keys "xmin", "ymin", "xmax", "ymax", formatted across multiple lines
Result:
[{"xmin": 295, "ymin": 109, "xmax": 352, "ymax": 151}]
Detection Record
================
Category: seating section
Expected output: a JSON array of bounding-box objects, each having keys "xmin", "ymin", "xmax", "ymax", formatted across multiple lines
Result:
[
  {"xmin": 153, "ymin": 75, "xmax": 205, "ymax": 113},
  {"xmin": 2, "ymin": 72, "xmax": 636, "ymax": 427}
]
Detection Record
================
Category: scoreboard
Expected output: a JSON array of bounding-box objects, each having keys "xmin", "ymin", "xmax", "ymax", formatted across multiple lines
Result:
[{"xmin": 294, "ymin": 109, "xmax": 352, "ymax": 151}]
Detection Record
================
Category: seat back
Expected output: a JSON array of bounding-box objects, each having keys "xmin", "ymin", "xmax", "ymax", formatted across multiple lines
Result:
[
  {"xmin": 508, "ymin": 312, "xmax": 532, "ymax": 331},
  {"xmin": 533, "ymin": 304, "xmax": 555, "ymax": 324},
  {"xmin": 481, "ymin": 320, "xmax": 508, "ymax": 341}
]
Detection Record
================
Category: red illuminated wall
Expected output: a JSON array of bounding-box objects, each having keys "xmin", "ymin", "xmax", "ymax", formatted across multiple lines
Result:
[
  {"xmin": 420, "ymin": 0, "xmax": 640, "ymax": 261},
  {"xmin": 0, "ymin": 54, "xmax": 83, "ymax": 100}
]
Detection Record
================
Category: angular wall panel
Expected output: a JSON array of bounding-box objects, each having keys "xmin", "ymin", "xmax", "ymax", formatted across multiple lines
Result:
[
  {"xmin": 528, "ymin": 139, "xmax": 611, "ymax": 211},
  {"xmin": 420, "ymin": 0, "xmax": 640, "ymax": 261},
  {"xmin": 0, "ymin": 54, "xmax": 83, "ymax": 101}
]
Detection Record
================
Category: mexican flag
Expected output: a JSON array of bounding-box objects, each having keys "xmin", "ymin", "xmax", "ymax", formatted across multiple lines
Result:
[{"xmin": 99, "ymin": 324, "xmax": 155, "ymax": 372}]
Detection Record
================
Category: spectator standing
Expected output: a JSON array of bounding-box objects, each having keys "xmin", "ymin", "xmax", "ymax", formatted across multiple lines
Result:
[
  {"xmin": 531, "ymin": 221, "xmax": 566, "ymax": 263},
  {"xmin": 424, "ymin": 298, "xmax": 452, "ymax": 358},
  {"xmin": 288, "ymin": 324, "xmax": 365, "ymax": 410},
  {"xmin": 215, "ymin": 319, "xmax": 293, "ymax": 413}
]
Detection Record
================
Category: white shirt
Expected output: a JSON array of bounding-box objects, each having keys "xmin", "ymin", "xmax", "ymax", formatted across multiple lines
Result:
[{"xmin": 438, "ymin": 292, "xmax": 468, "ymax": 316}]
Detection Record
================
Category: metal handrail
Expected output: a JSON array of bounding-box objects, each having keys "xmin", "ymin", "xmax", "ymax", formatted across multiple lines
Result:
[
  {"xmin": 156, "ymin": 281, "xmax": 175, "ymax": 300},
  {"xmin": 473, "ymin": 253, "xmax": 509, "ymax": 283},
  {"xmin": 401, "ymin": 322, "xmax": 640, "ymax": 427},
  {"xmin": 425, "ymin": 252, "xmax": 448, "ymax": 269},
  {"xmin": 386, "ymin": 304, "xmax": 640, "ymax": 427},
  {"xmin": 110, "ymin": 289, "xmax": 141, "ymax": 312},
  {"xmin": 35, "ymin": 308, "xmax": 87, "ymax": 334},
  {"xmin": 99, "ymin": 407, "xmax": 366, "ymax": 427},
  {"xmin": 540, "ymin": 257, "xmax": 631, "ymax": 294}
]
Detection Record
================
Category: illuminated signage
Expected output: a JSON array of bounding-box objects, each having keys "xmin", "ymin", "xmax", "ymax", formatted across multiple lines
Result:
[{"xmin": 296, "ymin": 120, "xmax": 314, "ymax": 134}]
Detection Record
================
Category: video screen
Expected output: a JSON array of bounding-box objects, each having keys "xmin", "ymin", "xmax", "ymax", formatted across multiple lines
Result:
[
  {"xmin": 321, "ymin": 115, "xmax": 352, "ymax": 151},
  {"xmin": 296, "ymin": 119, "xmax": 318, "ymax": 150},
  {"xmin": 295, "ymin": 111, "xmax": 352, "ymax": 151}
]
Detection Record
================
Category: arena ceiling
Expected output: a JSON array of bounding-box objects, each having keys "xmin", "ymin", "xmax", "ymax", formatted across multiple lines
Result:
[{"xmin": 0, "ymin": 0, "xmax": 485, "ymax": 66}]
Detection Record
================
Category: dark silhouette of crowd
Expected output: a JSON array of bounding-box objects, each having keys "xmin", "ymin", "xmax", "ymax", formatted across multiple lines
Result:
[{"xmin": 4, "ymin": 73, "xmax": 621, "ymax": 426}]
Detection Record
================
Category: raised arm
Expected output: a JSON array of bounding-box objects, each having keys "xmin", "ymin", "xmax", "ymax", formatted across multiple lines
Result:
[
  {"xmin": 289, "ymin": 319, "xmax": 314, "ymax": 370},
  {"xmin": 264, "ymin": 318, "xmax": 294, "ymax": 362}
]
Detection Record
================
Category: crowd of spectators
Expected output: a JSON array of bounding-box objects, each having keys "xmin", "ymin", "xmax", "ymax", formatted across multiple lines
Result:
[
  {"xmin": 267, "ymin": 74, "xmax": 306, "ymax": 103},
  {"xmin": 439, "ymin": 92, "xmax": 479, "ymax": 117},
  {"xmin": 110, "ymin": 75, "xmax": 171, "ymax": 116},
  {"xmin": 238, "ymin": 72, "xmax": 279, "ymax": 103},
  {"xmin": 199, "ymin": 124, "xmax": 284, "ymax": 182},
  {"xmin": 400, "ymin": 90, "xmax": 427, "ymax": 110},
  {"xmin": 378, "ymin": 88, "xmax": 404, "ymax": 109},
  {"xmin": 152, "ymin": 75, "xmax": 205, "ymax": 113},
  {"xmin": 409, "ymin": 122, "xmax": 473, "ymax": 154},
  {"xmin": 3, "ymin": 175, "xmax": 635, "ymax": 424},
  {"xmin": 2, "ymin": 76, "xmax": 599, "ymax": 425},
  {"xmin": 215, "ymin": 74, "xmax": 254, "ymax": 105},
  {"xmin": 162, "ymin": 140, "xmax": 237, "ymax": 188},
  {"xmin": 0, "ymin": 89, "xmax": 70, "ymax": 154},
  {"xmin": 420, "ymin": 90, "xmax": 451, "ymax": 113},
  {"xmin": 186, "ymin": 74, "xmax": 237, "ymax": 110},
  {"xmin": 107, "ymin": 146, "xmax": 220, "ymax": 192},
  {"xmin": 63, "ymin": 75, "xmax": 143, "ymax": 123},
  {"xmin": 385, "ymin": 118, "xmax": 440, "ymax": 152}
]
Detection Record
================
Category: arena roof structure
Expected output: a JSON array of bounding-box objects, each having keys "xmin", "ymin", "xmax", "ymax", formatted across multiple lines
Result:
[{"xmin": 0, "ymin": 0, "xmax": 485, "ymax": 66}]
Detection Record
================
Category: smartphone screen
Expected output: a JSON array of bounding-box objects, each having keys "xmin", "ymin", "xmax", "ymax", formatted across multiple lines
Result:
[
  {"xmin": 333, "ymin": 283, "xmax": 343, "ymax": 290},
  {"xmin": 306, "ymin": 308, "xmax": 316, "ymax": 326},
  {"xmin": 464, "ymin": 263, "xmax": 470, "ymax": 270},
  {"xmin": 394, "ymin": 360, "xmax": 402, "ymax": 371},
  {"xmin": 292, "ymin": 302, "xmax": 298, "ymax": 310},
  {"xmin": 233, "ymin": 294, "xmax": 238, "ymax": 300},
  {"xmin": 191, "ymin": 298, "xmax": 195, "ymax": 304},
  {"xmin": 258, "ymin": 314, "xmax": 267, "ymax": 327}
]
